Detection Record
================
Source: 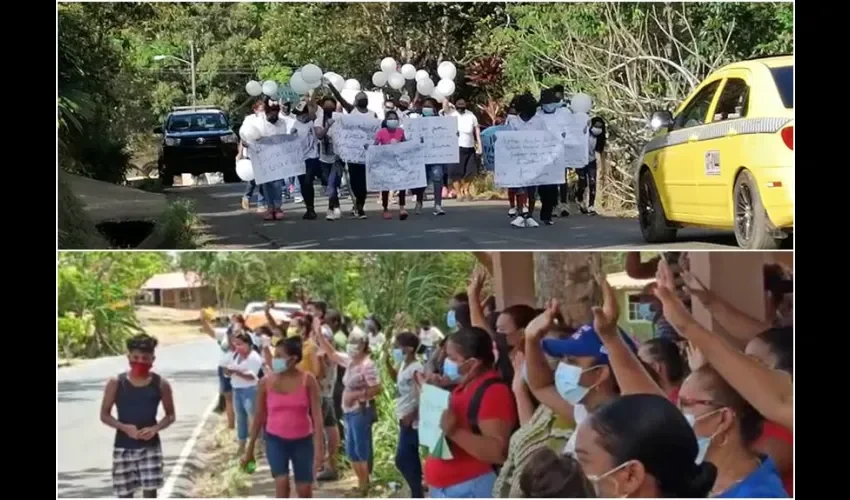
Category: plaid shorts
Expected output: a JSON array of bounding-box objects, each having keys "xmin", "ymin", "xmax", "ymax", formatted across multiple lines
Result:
[{"xmin": 112, "ymin": 445, "xmax": 164, "ymax": 497}]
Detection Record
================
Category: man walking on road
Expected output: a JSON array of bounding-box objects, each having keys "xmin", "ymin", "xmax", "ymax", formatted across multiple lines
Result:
[{"xmin": 100, "ymin": 334, "xmax": 176, "ymax": 498}]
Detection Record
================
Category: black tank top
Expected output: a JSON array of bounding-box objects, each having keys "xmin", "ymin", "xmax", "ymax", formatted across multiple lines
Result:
[{"xmin": 114, "ymin": 372, "xmax": 162, "ymax": 449}]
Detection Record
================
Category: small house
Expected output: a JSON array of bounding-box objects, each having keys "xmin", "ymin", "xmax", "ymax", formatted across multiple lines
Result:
[
  {"xmin": 138, "ymin": 272, "xmax": 215, "ymax": 310},
  {"xmin": 606, "ymin": 271, "xmax": 657, "ymax": 341}
]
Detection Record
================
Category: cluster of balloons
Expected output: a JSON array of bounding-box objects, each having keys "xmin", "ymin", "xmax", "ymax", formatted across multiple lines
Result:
[
  {"xmin": 245, "ymin": 62, "xmax": 364, "ymax": 100},
  {"xmin": 371, "ymin": 57, "xmax": 458, "ymax": 102}
]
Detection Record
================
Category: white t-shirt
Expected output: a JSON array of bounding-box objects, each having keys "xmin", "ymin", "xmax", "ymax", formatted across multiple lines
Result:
[
  {"xmin": 290, "ymin": 118, "xmax": 319, "ymax": 160},
  {"xmin": 279, "ymin": 113, "xmax": 296, "ymax": 136},
  {"xmin": 254, "ymin": 116, "xmax": 290, "ymax": 138},
  {"xmin": 350, "ymin": 107, "xmax": 378, "ymax": 119},
  {"xmin": 395, "ymin": 360, "xmax": 424, "ymax": 424},
  {"xmin": 506, "ymin": 114, "xmax": 548, "ymax": 132},
  {"xmin": 314, "ymin": 108, "xmax": 338, "ymax": 164},
  {"xmin": 419, "ymin": 327, "xmax": 444, "ymax": 348},
  {"xmin": 368, "ymin": 332, "xmax": 386, "ymax": 350},
  {"xmin": 446, "ymin": 110, "xmax": 479, "ymax": 148},
  {"xmin": 564, "ymin": 403, "xmax": 589, "ymax": 455},
  {"xmin": 227, "ymin": 350, "xmax": 264, "ymax": 389},
  {"xmin": 214, "ymin": 328, "xmax": 234, "ymax": 367}
]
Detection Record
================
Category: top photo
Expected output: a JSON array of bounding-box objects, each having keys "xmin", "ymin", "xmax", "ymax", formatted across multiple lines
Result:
[{"xmin": 57, "ymin": 1, "xmax": 794, "ymax": 251}]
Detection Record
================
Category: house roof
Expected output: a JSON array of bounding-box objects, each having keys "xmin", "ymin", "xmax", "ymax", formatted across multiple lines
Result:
[
  {"xmin": 141, "ymin": 272, "xmax": 205, "ymax": 290},
  {"xmin": 607, "ymin": 271, "xmax": 656, "ymax": 290}
]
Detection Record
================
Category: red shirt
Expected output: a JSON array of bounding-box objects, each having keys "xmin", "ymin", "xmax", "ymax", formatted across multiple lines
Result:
[
  {"xmin": 668, "ymin": 386, "xmax": 680, "ymax": 405},
  {"xmin": 375, "ymin": 127, "xmax": 405, "ymax": 145},
  {"xmin": 424, "ymin": 371, "xmax": 517, "ymax": 488},
  {"xmin": 757, "ymin": 420, "xmax": 793, "ymax": 496}
]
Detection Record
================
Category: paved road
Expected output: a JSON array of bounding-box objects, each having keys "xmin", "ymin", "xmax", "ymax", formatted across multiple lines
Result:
[
  {"xmin": 170, "ymin": 183, "xmax": 752, "ymax": 249},
  {"xmin": 57, "ymin": 339, "xmax": 220, "ymax": 498}
]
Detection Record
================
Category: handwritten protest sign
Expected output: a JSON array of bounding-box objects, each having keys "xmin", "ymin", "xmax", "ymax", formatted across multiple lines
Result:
[
  {"xmin": 418, "ymin": 384, "xmax": 452, "ymax": 457},
  {"xmin": 494, "ymin": 131, "xmax": 566, "ymax": 187},
  {"xmin": 537, "ymin": 111, "xmax": 590, "ymax": 168},
  {"xmin": 481, "ymin": 125, "xmax": 507, "ymax": 171},
  {"xmin": 249, "ymin": 134, "xmax": 307, "ymax": 185},
  {"xmin": 366, "ymin": 140, "xmax": 427, "ymax": 191},
  {"xmin": 404, "ymin": 116, "xmax": 460, "ymax": 165},
  {"xmin": 328, "ymin": 114, "xmax": 382, "ymax": 164}
]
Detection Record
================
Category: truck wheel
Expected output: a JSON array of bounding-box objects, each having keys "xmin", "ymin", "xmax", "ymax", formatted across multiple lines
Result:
[
  {"xmin": 638, "ymin": 170, "xmax": 677, "ymax": 243},
  {"xmin": 159, "ymin": 163, "xmax": 174, "ymax": 187},
  {"xmin": 733, "ymin": 170, "xmax": 780, "ymax": 249}
]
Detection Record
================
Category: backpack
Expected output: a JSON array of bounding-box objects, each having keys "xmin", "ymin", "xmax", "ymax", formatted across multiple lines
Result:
[{"xmin": 467, "ymin": 377, "xmax": 520, "ymax": 474}]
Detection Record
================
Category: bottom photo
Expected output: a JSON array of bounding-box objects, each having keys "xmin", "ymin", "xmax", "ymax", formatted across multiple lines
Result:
[{"xmin": 57, "ymin": 251, "xmax": 793, "ymax": 499}]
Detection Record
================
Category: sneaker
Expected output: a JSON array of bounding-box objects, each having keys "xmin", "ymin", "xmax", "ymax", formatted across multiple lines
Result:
[
  {"xmin": 399, "ymin": 209, "xmax": 409, "ymax": 220},
  {"xmin": 434, "ymin": 205, "xmax": 445, "ymax": 216},
  {"xmin": 525, "ymin": 217, "xmax": 540, "ymax": 228},
  {"xmin": 382, "ymin": 210, "xmax": 392, "ymax": 220},
  {"xmin": 303, "ymin": 210, "xmax": 317, "ymax": 220},
  {"xmin": 414, "ymin": 201, "xmax": 423, "ymax": 215},
  {"xmin": 316, "ymin": 468, "xmax": 339, "ymax": 482},
  {"xmin": 257, "ymin": 205, "xmax": 267, "ymax": 214},
  {"xmin": 522, "ymin": 206, "xmax": 529, "ymax": 216},
  {"xmin": 351, "ymin": 207, "xmax": 358, "ymax": 217},
  {"xmin": 508, "ymin": 207, "xmax": 517, "ymax": 217},
  {"xmin": 511, "ymin": 215, "xmax": 526, "ymax": 228},
  {"xmin": 357, "ymin": 209, "xmax": 367, "ymax": 219},
  {"xmin": 326, "ymin": 209, "xmax": 335, "ymax": 221},
  {"xmin": 295, "ymin": 196, "xmax": 304, "ymax": 204},
  {"xmin": 333, "ymin": 207, "xmax": 342, "ymax": 219},
  {"xmin": 587, "ymin": 205, "xmax": 598, "ymax": 215},
  {"xmin": 241, "ymin": 196, "xmax": 250, "ymax": 210},
  {"xmin": 560, "ymin": 205, "xmax": 571, "ymax": 217},
  {"xmin": 543, "ymin": 219, "xmax": 555, "ymax": 226}
]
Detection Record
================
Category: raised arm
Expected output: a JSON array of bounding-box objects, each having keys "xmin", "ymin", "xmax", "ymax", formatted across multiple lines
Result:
[
  {"xmin": 682, "ymin": 271, "xmax": 771, "ymax": 341},
  {"xmin": 199, "ymin": 311, "xmax": 217, "ymax": 340},
  {"xmin": 524, "ymin": 301, "xmax": 577, "ymax": 424},
  {"xmin": 625, "ymin": 252, "xmax": 659, "ymax": 280},
  {"xmin": 466, "ymin": 266, "xmax": 493, "ymax": 336},
  {"xmin": 326, "ymin": 81, "xmax": 353, "ymax": 113}
]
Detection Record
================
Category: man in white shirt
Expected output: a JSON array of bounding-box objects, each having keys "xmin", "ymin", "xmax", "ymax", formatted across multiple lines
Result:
[
  {"xmin": 444, "ymin": 98, "xmax": 481, "ymax": 200},
  {"xmin": 418, "ymin": 319, "xmax": 444, "ymax": 361},
  {"xmin": 291, "ymin": 101, "xmax": 323, "ymax": 220},
  {"xmin": 239, "ymin": 99, "xmax": 266, "ymax": 212}
]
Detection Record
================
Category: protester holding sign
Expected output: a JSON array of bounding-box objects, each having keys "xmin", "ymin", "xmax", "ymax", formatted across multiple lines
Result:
[
  {"xmin": 443, "ymin": 98, "xmax": 482, "ymax": 201},
  {"xmin": 251, "ymin": 100, "xmax": 292, "ymax": 221},
  {"xmin": 533, "ymin": 89, "xmax": 568, "ymax": 225},
  {"xmin": 504, "ymin": 93, "xmax": 548, "ymax": 228},
  {"xmin": 409, "ymin": 97, "xmax": 454, "ymax": 215},
  {"xmin": 317, "ymin": 97, "xmax": 343, "ymax": 221},
  {"xmin": 238, "ymin": 99, "xmax": 266, "ymax": 212},
  {"xmin": 290, "ymin": 102, "xmax": 323, "ymax": 221},
  {"xmin": 374, "ymin": 110, "xmax": 411, "ymax": 220},
  {"xmin": 575, "ymin": 116, "xmax": 607, "ymax": 215}
]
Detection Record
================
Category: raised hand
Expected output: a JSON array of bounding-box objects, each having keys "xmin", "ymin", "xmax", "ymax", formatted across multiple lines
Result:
[
  {"xmin": 592, "ymin": 269, "xmax": 619, "ymax": 335},
  {"xmin": 526, "ymin": 298, "xmax": 560, "ymax": 340}
]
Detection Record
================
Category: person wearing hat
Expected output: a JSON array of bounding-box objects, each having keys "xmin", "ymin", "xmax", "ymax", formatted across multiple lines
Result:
[{"xmin": 325, "ymin": 84, "xmax": 378, "ymax": 219}]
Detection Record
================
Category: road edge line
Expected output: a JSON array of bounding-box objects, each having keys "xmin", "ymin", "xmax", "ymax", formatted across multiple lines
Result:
[{"xmin": 161, "ymin": 394, "xmax": 219, "ymax": 498}]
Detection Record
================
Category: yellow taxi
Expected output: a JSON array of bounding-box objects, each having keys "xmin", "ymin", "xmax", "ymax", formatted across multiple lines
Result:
[{"xmin": 635, "ymin": 55, "xmax": 793, "ymax": 249}]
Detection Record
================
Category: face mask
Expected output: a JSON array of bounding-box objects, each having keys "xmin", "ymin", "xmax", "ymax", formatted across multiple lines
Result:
[
  {"xmin": 542, "ymin": 103, "xmax": 559, "ymax": 114},
  {"xmin": 386, "ymin": 120, "xmax": 399, "ymax": 129},
  {"xmin": 129, "ymin": 361, "xmax": 152, "ymax": 378},
  {"xmin": 591, "ymin": 127, "xmax": 603, "ymax": 136},
  {"xmin": 422, "ymin": 108, "xmax": 435, "ymax": 117},
  {"xmin": 324, "ymin": 106, "xmax": 335, "ymax": 114},
  {"xmin": 392, "ymin": 348, "xmax": 405, "ymax": 365},
  {"xmin": 298, "ymin": 114, "xmax": 311, "ymax": 123},
  {"xmin": 685, "ymin": 408, "xmax": 724, "ymax": 464},
  {"xmin": 356, "ymin": 99, "xmax": 368, "ymax": 109},
  {"xmin": 443, "ymin": 359, "xmax": 460, "ymax": 381},
  {"xmin": 347, "ymin": 344, "xmax": 362, "ymax": 357},
  {"xmin": 272, "ymin": 358, "xmax": 288, "ymax": 373},
  {"xmin": 587, "ymin": 460, "xmax": 632, "ymax": 497},
  {"xmin": 456, "ymin": 106, "xmax": 467, "ymax": 113},
  {"xmin": 554, "ymin": 362, "xmax": 599, "ymax": 405},
  {"xmin": 446, "ymin": 310, "xmax": 457, "ymax": 329}
]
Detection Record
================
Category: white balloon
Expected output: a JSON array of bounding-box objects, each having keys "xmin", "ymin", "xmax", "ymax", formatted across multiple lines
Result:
[
  {"xmin": 245, "ymin": 80, "xmax": 262, "ymax": 97},
  {"xmin": 431, "ymin": 88, "xmax": 445, "ymax": 102},
  {"xmin": 401, "ymin": 64, "xmax": 417, "ymax": 80},
  {"xmin": 329, "ymin": 74, "xmax": 345, "ymax": 91},
  {"xmin": 344, "ymin": 79, "xmax": 361, "ymax": 91},
  {"xmin": 415, "ymin": 69, "xmax": 430, "ymax": 82},
  {"xmin": 436, "ymin": 79, "xmax": 456, "ymax": 97},
  {"xmin": 388, "ymin": 72, "xmax": 406, "ymax": 90},
  {"xmin": 437, "ymin": 61, "xmax": 457, "ymax": 81},
  {"xmin": 416, "ymin": 78, "xmax": 435, "ymax": 96},
  {"xmin": 235, "ymin": 159, "xmax": 254, "ymax": 182},
  {"xmin": 239, "ymin": 122, "xmax": 262, "ymax": 143},
  {"xmin": 301, "ymin": 64, "xmax": 323, "ymax": 84},
  {"xmin": 372, "ymin": 71, "xmax": 388, "ymax": 87},
  {"xmin": 307, "ymin": 78, "xmax": 321, "ymax": 89},
  {"xmin": 570, "ymin": 93, "xmax": 593, "ymax": 114},
  {"xmin": 380, "ymin": 57, "xmax": 398, "ymax": 74},
  {"xmin": 290, "ymin": 72, "xmax": 309, "ymax": 94},
  {"xmin": 262, "ymin": 80, "xmax": 278, "ymax": 97}
]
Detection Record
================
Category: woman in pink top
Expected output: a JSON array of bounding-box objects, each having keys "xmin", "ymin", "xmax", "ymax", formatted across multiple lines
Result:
[
  {"xmin": 243, "ymin": 337, "xmax": 324, "ymax": 498},
  {"xmin": 373, "ymin": 110, "xmax": 410, "ymax": 220}
]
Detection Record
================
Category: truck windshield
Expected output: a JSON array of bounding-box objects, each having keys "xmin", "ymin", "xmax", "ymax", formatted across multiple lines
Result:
[{"xmin": 167, "ymin": 113, "xmax": 228, "ymax": 132}]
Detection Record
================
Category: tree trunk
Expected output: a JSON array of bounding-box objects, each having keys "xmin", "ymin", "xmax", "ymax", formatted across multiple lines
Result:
[{"xmin": 533, "ymin": 252, "xmax": 602, "ymax": 330}]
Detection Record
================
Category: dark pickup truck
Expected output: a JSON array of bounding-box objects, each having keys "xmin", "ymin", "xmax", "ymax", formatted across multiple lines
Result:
[{"xmin": 154, "ymin": 107, "xmax": 240, "ymax": 186}]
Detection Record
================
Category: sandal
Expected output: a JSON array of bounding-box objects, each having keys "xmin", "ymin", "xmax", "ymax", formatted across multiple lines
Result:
[
  {"xmin": 263, "ymin": 211, "xmax": 275, "ymax": 221},
  {"xmin": 382, "ymin": 210, "xmax": 392, "ymax": 220},
  {"xmin": 399, "ymin": 209, "xmax": 409, "ymax": 220},
  {"xmin": 273, "ymin": 210, "xmax": 284, "ymax": 220}
]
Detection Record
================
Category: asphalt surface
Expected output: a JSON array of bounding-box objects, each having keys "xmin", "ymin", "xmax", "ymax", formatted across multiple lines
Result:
[
  {"xmin": 57, "ymin": 338, "xmax": 220, "ymax": 498},
  {"xmin": 170, "ymin": 182, "xmax": 745, "ymax": 249}
]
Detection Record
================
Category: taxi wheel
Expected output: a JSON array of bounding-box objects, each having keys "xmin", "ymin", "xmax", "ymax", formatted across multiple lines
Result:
[
  {"xmin": 733, "ymin": 170, "xmax": 780, "ymax": 249},
  {"xmin": 638, "ymin": 171, "xmax": 677, "ymax": 243}
]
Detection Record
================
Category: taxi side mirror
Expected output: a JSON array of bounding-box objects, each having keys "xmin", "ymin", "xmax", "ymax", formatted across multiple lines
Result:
[{"xmin": 650, "ymin": 110, "xmax": 673, "ymax": 131}]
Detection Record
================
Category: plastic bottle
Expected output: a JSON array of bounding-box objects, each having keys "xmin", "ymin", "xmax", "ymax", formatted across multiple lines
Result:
[{"xmin": 244, "ymin": 459, "xmax": 257, "ymax": 474}]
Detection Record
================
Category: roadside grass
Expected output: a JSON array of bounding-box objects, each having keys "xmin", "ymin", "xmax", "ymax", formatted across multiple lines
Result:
[{"xmin": 191, "ymin": 422, "xmax": 251, "ymax": 497}]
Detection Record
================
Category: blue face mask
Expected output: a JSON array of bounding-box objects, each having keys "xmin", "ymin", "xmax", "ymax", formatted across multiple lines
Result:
[
  {"xmin": 386, "ymin": 120, "xmax": 399, "ymax": 129},
  {"xmin": 272, "ymin": 358, "xmax": 288, "ymax": 373},
  {"xmin": 443, "ymin": 359, "xmax": 460, "ymax": 381},
  {"xmin": 554, "ymin": 362, "xmax": 595, "ymax": 405},
  {"xmin": 422, "ymin": 108, "xmax": 435, "ymax": 117},
  {"xmin": 446, "ymin": 310, "xmax": 457, "ymax": 329},
  {"xmin": 392, "ymin": 348, "xmax": 405, "ymax": 365},
  {"xmin": 685, "ymin": 409, "xmax": 723, "ymax": 464},
  {"xmin": 542, "ymin": 103, "xmax": 559, "ymax": 114}
]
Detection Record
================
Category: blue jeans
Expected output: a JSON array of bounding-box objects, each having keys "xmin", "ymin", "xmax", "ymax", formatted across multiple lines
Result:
[
  {"xmin": 430, "ymin": 471, "xmax": 497, "ymax": 498},
  {"xmin": 429, "ymin": 165, "xmax": 444, "ymax": 206},
  {"xmin": 262, "ymin": 180, "xmax": 283, "ymax": 211},
  {"xmin": 243, "ymin": 180, "xmax": 265, "ymax": 204},
  {"xmin": 395, "ymin": 423, "xmax": 424, "ymax": 497},
  {"xmin": 233, "ymin": 386, "xmax": 257, "ymax": 442},
  {"xmin": 343, "ymin": 406, "xmax": 375, "ymax": 462},
  {"xmin": 265, "ymin": 432, "xmax": 315, "ymax": 483}
]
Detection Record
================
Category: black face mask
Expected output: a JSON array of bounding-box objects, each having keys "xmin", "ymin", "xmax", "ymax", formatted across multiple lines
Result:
[
  {"xmin": 456, "ymin": 106, "xmax": 467, "ymax": 113},
  {"xmin": 324, "ymin": 106, "xmax": 335, "ymax": 114},
  {"xmin": 282, "ymin": 106, "xmax": 291, "ymax": 115},
  {"xmin": 356, "ymin": 99, "xmax": 368, "ymax": 109}
]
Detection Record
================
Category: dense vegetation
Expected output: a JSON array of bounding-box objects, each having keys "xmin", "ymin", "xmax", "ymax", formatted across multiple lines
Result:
[{"xmin": 58, "ymin": 2, "xmax": 792, "ymax": 210}]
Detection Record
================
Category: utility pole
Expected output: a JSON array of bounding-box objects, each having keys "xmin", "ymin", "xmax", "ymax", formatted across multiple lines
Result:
[{"xmin": 189, "ymin": 40, "xmax": 196, "ymax": 108}]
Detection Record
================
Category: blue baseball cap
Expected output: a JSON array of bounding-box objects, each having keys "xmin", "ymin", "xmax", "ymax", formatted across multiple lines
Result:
[{"xmin": 541, "ymin": 324, "xmax": 638, "ymax": 365}]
